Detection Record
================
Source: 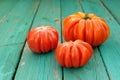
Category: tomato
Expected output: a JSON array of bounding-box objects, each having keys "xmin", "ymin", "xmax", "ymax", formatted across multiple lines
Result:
[
  {"xmin": 63, "ymin": 12, "xmax": 110, "ymax": 46},
  {"xmin": 27, "ymin": 26, "xmax": 58, "ymax": 54},
  {"xmin": 56, "ymin": 40, "xmax": 92, "ymax": 68}
]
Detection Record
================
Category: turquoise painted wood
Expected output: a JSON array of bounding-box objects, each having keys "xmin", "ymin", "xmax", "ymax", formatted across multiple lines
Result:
[
  {"xmin": 15, "ymin": 0, "xmax": 62, "ymax": 80},
  {"xmin": 0, "ymin": 0, "xmax": 40, "ymax": 46},
  {"xmin": 0, "ymin": 0, "xmax": 18, "ymax": 20},
  {"xmin": 0, "ymin": 44, "xmax": 23, "ymax": 80},
  {"xmin": 101, "ymin": 0, "xmax": 120, "ymax": 23},
  {"xmin": 61, "ymin": 0, "xmax": 82, "ymax": 20},
  {"xmin": 61, "ymin": 0, "xmax": 108, "ymax": 80},
  {"xmin": 0, "ymin": 0, "xmax": 40, "ymax": 80},
  {"xmin": 0, "ymin": 0, "xmax": 120, "ymax": 80},
  {"xmin": 81, "ymin": 0, "xmax": 120, "ymax": 80}
]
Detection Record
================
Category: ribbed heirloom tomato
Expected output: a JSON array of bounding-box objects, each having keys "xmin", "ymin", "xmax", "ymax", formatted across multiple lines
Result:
[
  {"xmin": 27, "ymin": 26, "xmax": 58, "ymax": 54},
  {"xmin": 63, "ymin": 12, "xmax": 110, "ymax": 46},
  {"xmin": 56, "ymin": 40, "xmax": 92, "ymax": 68}
]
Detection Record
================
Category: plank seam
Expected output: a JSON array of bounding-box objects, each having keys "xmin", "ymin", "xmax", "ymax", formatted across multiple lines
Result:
[
  {"xmin": 79, "ymin": 0, "xmax": 85, "ymax": 12},
  {"xmin": 12, "ymin": 42, "xmax": 26, "ymax": 80},
  {"xmin": 60, "ymin": 0, "xmax": 63, "ymax": 43},
  {"xmin": 98, "ymin": 47, "xmax": 111, "ymax": 80},
  {"xmin": 100, "ymin": 0, "xmax": 120, "ymax": 25},
  {"xmin": 60, "ymin": 0, "xmax": 64, "ymax": 80},
  {"xmin": 12, "ymin": 0, "xmax": 41, "ymax": 79},
  {"xmin": 27, "ymin": 0, "xmax": 41, "ymax": 32}
]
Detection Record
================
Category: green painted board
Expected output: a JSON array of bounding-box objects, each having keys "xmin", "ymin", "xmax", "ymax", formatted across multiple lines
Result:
[
  {"xmin": 81, "ymin": 0, "xmax": 120, "ymax": 80},
  {"xmin": 0, "ymin": 0, "xmax": 40, "ymax": 80},
  {"xmin": 0, "ymin": 0, "xmax": 18, "ymax": 19},
  {"xmin": 0, "ymin": 44, "xmax": 23, "ymax": 80},
  {"xmin": 61, "ymin": 0, "xmax": 108, "ymax": 80},
  {"xmin": 15, "ymin": 0, "xmax": 62, "ymax": 80},
  {"xmin": 0, "ymin": 0, "xmax": 40, "ymax": 46},
  {"xmin": 15, "ymin": 44, "xmax": 62, "ymax": 80},
  {"xmin": 61, "ymin": 0, "xmax": 82, "ymax": 20},
  {"xmin": 101, "ymin": 0, "xmax": 120, "ymax": 23}
]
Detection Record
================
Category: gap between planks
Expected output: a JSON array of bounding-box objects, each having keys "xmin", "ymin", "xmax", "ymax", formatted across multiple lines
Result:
[
  {"xmin": 12, "ymin": 1, "xmax": 41, "ymax": 79},
  {"xmin": 100, "ymin": 0, "xmax": 120, "ymax": 25},
  {"xmin": 60, "ymin": 1, "xmax": 64, "ymax": 80},
  {"xmin": 98, "ymin": 47, "xmax": 111, "ymax": 80}
]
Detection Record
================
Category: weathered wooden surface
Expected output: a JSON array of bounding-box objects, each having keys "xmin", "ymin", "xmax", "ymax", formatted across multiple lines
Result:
[
  {"xmin": 0, "ymin": 0, "xmax": 40, "ymax": 80},
  {"xmin": 0, "ymin": 0, "xmax": 120, "ymax": 80},
  {"xmin": 15, "ymin": 0, "xmax": 62, "ymax": 80}
]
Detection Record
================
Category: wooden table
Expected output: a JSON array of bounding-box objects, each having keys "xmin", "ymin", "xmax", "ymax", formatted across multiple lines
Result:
[{"xmin": 0, "ymin": 0, "xmax": 120, "ymax": 80}]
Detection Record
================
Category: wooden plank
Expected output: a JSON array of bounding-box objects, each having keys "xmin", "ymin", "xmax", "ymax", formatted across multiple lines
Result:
[
  {"xmin": 61, "ymin": 0, "xmax": 109, "ymax": 80},
  {"xmin": 0, "ymin": 0, "xmax": 40, "ymax": 46},
  {"xmin": 81, "ymin": 0, "xmax": 120, "ymax": 80},
  {"xmin": 15, "ymin": 0, "xmax": 62, "ymax": 80},
  {"xmin": 61, "ymin": 0, "xmax": 82, "ymax": 20},
  {"xmin": 101, "ymin": 0, "xmax": 120, "ymax": 23},
  {"xmin": 0, "ymin": 0, "xmax": 18, "ymax": 19},
  {"xmin": 0, "ymin": 44, "xmax": 23, "ymax": 80},
  {"xmin": 0, "ymin": 0, "xmax": 40, "ymax": 80}
]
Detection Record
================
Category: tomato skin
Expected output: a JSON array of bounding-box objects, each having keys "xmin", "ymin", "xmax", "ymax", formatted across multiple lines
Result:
[
  {"xmin": 63, "ymin": 12, "xmax": 110, "ymax": 46},
  {"xmin": 56, "ymin": 40, "xmax": 92, "ymax": 68},
  {"xmin": 27, "ymin": 26, "xmax": 58, "ymax": 54}
]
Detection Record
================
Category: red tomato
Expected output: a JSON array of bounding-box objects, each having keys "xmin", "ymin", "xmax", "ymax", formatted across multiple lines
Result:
[
  {"xmin": 27, "ymin": 26, "xmax": 58, "ymax": 54},
  {"xmin": 56, "ymin": 40, "xmax": 92, "ymax": 68},
  {"xmin": 63, "ymin": 12, "xmax": 110, "ymax": 46}
]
